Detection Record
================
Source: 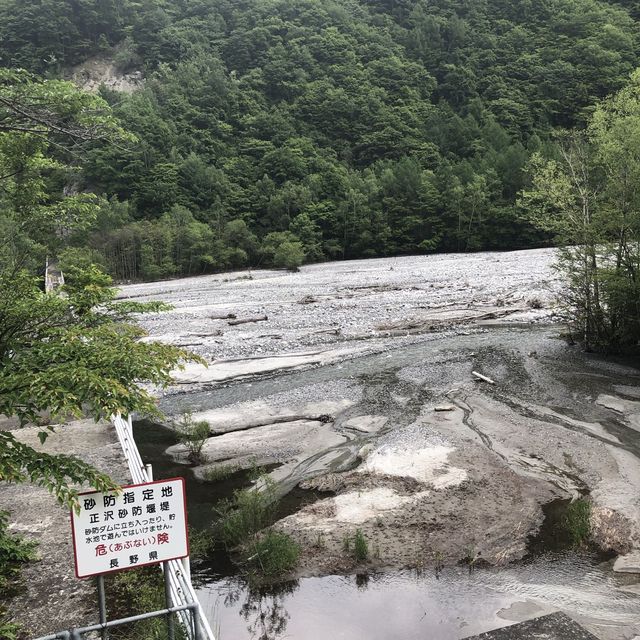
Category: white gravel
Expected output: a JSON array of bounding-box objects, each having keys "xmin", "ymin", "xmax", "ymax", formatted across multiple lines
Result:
[{"xmin": 118, "ymin": 248, "xmax": 561, "ymax": 364}]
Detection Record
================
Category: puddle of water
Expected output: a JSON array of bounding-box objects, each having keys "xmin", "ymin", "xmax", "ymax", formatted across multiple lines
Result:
[
  {"xmin": 134, "ymin": 419, "xmax": 323, "ymax": 579},
  {"xmin": 195, "ymin": 552, "xmax": 640, "ymax": 640},
  {"xmin": 134, "ymin": 420, "xmax": 323, "ymax": 524},
  {"xmin": 133, "ymin": 420, "xmax": 252, "ymax": 530},
  {"xmin": 197, "ymin": 568, "xmax": 524, "ymax": 640}
]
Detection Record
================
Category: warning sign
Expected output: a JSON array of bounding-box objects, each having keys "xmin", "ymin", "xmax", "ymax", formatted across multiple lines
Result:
[{"xmin": 70, "ymin": 477, "xmax": 189, "ymax": 578}]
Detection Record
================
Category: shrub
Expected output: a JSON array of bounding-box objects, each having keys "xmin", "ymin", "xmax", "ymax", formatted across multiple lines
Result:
[
  {"xmin": 174, "ymin": 413, "xmax": 210, "ymax": 463},
  {"xmin": 214, "ymin": 480, "xmax": 277, "ymax": 549},
  {"xmin": 353, "ymin": 529, "xmax": 368, "ymax": 562},
  {"xmin": 213, "ymin": 477, "xmax": 301, "ymax": 577},
  {"xmin": 273, "ymin": 241, "xmax": 305, "ymax": 271},
  {"xmin": 203, "ymin": 463, "xmax": 240, "ymax": 482},
  {"xmin": 188, "ymin": 528, "xmax": 215, "ymax": 562},
  {"xmin": 246, "ymin": 531, "xmax": 300, "ymax": 577},
  {"xmin": 564, "ymin": 498, "xmax": 591, "ymax": 547},
  {"xmin": 0, "ymin": 511, "xmax": 37, "ymax": 640},
  {"xmin": 106, "ymin": 566, "xmax": 186, "ymax": 640},
  {"xmin": 0, "ymin": 511, "xmax": 37, "ymax": 588}
]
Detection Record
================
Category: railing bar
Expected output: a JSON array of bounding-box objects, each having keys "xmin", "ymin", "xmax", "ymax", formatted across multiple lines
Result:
[
  {"xmin": 109, "ymin": 413, "xmax": 216, "ymax": 640},
  {"xmin": 73, "ymin": 603, "xmax": 196, "ymax": 633},
  {"xmin": 33, "ymin": 605, "xmax": 196, "ymax": 640}
]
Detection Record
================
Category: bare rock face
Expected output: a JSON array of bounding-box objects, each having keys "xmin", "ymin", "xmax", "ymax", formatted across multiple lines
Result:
[
  {"xmin": 591, "ymin": 506, "xmax": 635, "ymax": 555},
  {"xmin": 68, "ymin": 57, "xmax": 143, "ymax": 93},
  {"xmin": 613, "ymin": 551, "xmax": 640, "ymax": 573}
]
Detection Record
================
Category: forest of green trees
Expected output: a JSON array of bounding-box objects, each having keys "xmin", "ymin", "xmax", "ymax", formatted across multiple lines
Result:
[{"xmin": 2, "ymin": 0, "xmax": 640, "ymax": 279}]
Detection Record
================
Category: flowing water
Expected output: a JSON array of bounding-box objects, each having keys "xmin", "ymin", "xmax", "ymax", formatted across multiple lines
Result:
[
  {"xmin": 136, "ymin": 326, "xmax": 640, "ymax": 639},
  {"xmin": 193, "ymin": 553, "xmax": 639, "ymax": 640}
]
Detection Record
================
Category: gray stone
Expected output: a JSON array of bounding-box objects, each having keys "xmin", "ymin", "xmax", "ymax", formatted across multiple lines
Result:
[
  {"xmin": 613, "ymin": 551, "xmax": 640, "ymax": 573},
  {"xmin": 463, "ymin": 612, "xmax": 600, "ymax": 639}
]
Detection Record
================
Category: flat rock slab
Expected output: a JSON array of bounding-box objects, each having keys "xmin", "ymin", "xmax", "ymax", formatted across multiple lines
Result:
[
  {"xmin": 171, "ymin": 346, "xmax": 367, "ymax": 384},
  {"xmin": 613, "ymin": 551, "xmax": 640, "ymax": 573},
  {"xmin": 463, "ymin": 612, "xmax": 599, "ymax": 639},
  {"xmin": 342, "ymin": 414, "xmax": 388, "ymax": 433}
]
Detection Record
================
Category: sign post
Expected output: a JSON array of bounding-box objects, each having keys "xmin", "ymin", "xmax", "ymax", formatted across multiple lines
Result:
[
  {"xmin": 97, "ymin": 574, "xmax": 107, "ymax": 640},
  {"xmin": 70, "ymin": 477, "xmax": 189, "ymax": 637}
]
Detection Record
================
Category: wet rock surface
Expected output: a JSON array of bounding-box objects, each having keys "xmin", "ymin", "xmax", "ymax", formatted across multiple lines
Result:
[
  {"xmin": 613, "ymin": 551, "xmax": 640, "ymax": 573},
  {"xmin": 161, "ymin": 327, "xmax": 640, "ymax": 586},
  {"xmin": 464, "ymin": 612, "xmax": 599, "ymax": 639}
]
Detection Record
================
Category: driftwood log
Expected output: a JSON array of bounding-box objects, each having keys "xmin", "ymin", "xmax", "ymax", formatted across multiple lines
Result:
[
  {"xmin": 376, "ymin": 307, "xmax": 526, "ymax": 336},
  {"xmin": 187, "ymin": 330, "xmax": 223, "ymax": 337},
  {"xmin": 313, "ymin": 327, "xmax": 341, "ymax": 336},
  {"xmin": 227, "ymin": 315, "xmax": 268, "ymax": 326},
  {"xmin": 472, "ymin": 371, "xmax": 495, "ymax": 385}
]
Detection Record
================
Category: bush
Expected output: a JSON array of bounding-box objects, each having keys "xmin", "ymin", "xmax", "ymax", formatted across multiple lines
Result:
[
  {"xmin": 246, "ymin": 531, "xmax": 300, "ymax": 577},
  {"xmin": 0, "ymin": 511, "xmax": 37, "ymax": 640},
  {"xmin": 214, "ymin": 483, "xmax": 276, "ymax": 549},
  {"xmin": 106, "ymin": 567, "xmax": 186, "ymax": 640},
  {"xmin": 203, "ymin": 463, "xmax": 240, "ymax": 482},
  {"xmin": 0, "ymin": 511, "xmax": 37, "ymax": 589},
  {"xmin": 261, "ymin": 231, "xmax": 306, "ymax": 270},
  {"xmin": 273, "ymin": 241, "xmax": 305, "ymax": 271},
  {"xmin": 188, "ymin": 528, "xmax": 215, "ymax": 562},
  {"xmin": 213, "ymin": 477, "xmax": 301, "ymax": 577},
  {"xmin": 174, "ymin": 413, "xmax": 210, "ymax": 463},
  {"xmin": 564, "ymin": 498, "xmax": 591, "ymax": 547}
]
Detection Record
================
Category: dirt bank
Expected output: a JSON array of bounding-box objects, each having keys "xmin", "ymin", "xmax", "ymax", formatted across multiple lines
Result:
[{"xmin": 0, "ymin": 421, "xmax": 129, "ymax": 638}]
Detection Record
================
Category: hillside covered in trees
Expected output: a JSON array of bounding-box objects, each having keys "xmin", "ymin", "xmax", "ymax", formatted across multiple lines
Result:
[{"xmin": 1, "ymin": 0, "xmax": 640, "ymax": 279}]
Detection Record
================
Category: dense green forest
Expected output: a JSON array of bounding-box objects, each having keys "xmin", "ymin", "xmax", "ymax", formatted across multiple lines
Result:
[{"xmin": 1, "ymin": 0, "xmax": 640, "ymax": 279}]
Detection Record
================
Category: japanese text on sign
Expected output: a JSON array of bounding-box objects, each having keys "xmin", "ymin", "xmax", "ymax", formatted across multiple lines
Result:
[{"xmin": 70, "ymin": 477, "xmax": 188, "ymax": 578}]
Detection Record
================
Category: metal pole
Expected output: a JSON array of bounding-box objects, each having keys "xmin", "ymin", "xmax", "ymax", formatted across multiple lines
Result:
[
  {"xmin": 182, "ymin": 556, "xmax": 191, "ymax": 582},
  {"xmin": 164, "ymin": 561, "xmax": 175, "ymax": 640},
  {"xmin": 193, "ymin": 606, "xmax": 201, "ymax": 640},
  {"xmin": 96, "ymin": 575, "xmax": 108, "ymax": 640}
]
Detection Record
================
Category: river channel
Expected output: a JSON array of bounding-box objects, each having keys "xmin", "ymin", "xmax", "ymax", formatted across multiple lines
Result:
[{"xmin": 135, "ymin": 325, "xmax": 640, "ymax": 639}]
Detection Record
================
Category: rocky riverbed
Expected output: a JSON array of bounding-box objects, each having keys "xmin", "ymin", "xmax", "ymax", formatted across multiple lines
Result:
[
  {"xmin": 119, "ymin": 248, "xmax": 640, "ymax": 639},
  {"xmin": 119, "ymin": 247, "xmax": 560, "ymax": 371}
]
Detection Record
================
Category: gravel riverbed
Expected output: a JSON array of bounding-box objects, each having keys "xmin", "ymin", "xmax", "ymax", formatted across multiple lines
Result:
[{"xmin": 120, "ymin": 249, "xmax": 640, "ymax": 640}]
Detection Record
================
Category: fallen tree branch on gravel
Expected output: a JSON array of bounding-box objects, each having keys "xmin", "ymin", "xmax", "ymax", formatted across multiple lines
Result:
[
  {"xmin": 472, "ymin": 371, "xmax": 495, "ymax": 385},
  {"xmin": 228, "ymin": 315, "xmax": 268, "ymax": 326}
]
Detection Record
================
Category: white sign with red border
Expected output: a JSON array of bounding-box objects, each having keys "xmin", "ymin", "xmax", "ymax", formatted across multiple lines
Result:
[{"xmin": 70, "ymin": 477, "xmax": 189, "ymax": 578}]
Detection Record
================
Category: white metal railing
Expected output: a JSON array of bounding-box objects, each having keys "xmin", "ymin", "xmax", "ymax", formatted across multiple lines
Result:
[{"xmin": 112, "ymin": 414, "xmax": 216, "ymax": 640}]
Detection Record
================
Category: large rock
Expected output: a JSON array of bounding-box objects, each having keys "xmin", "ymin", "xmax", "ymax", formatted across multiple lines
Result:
[
  {"xmin": 613, "ymin": 551, "xmax": 640, "ymax": 573},
  {"xmin": 463, "ymin": 612, "xmax": 599, "ymax": 639}
]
